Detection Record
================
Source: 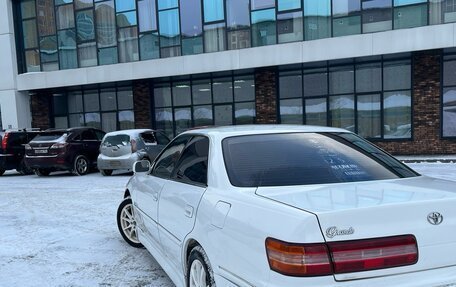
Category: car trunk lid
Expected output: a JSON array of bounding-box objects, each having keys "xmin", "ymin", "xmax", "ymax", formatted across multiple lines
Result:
[
  {"xmin": 100, "ymin": 134, "xmax": 132, "ymax": 158},
  {"xmin": 256, "ymin": 176, "xmax": 456, "ymax": 281},
  {"xmin": 27, "ymin": 132, "xmax": 67, "ymax": 156}
]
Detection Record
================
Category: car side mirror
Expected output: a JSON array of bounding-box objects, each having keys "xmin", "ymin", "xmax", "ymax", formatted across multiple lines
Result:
[{"xmin": 133, "ymin": 160, "xmax": 151, "ymax": 174}]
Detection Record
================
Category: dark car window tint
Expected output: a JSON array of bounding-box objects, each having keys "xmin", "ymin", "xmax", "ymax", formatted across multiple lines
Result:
[
  {"xmin": 8, "ymin": 133, "xmax": 28, "ymax": 146},
  {"xmin": 141, "ymin": 132, "xmax": 157, "ymax": 144},
  {"xmin": 81, "ymin": 130, "xmax": 97, "ymax": 140},
  {"xmin": 94, "ymin": 130, "xmax": 105, "ymax": 141},
  {"xmin": 155, "ymin": 132, "xmax": 170, "ymax": 145},
  {"xmin": 222, "ymin": 133, "xmax": 413, "ymax": 187},
  {"xmin": 173, "ymin": 136, "xmax": 209, "ymax": 186},
  {"xmin": 32, "ymin": 132, "xmax": 66, "ymax": 142},
  {"xmin": 152, "ymin": 135, "xmax": 192, "ymax": 179},
  {"xmin": 103, "ymin": 134, "xmax": 130, "ymax": 146}
]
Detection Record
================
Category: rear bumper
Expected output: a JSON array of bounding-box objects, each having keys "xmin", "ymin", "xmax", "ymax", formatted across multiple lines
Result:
[
  {"xmin": 24, "ymin": 154, "xmax": 72, "ymax": 171},
  {"xmin": 97, "ymin": 153, "xmax": 139, "ymax": 171}
]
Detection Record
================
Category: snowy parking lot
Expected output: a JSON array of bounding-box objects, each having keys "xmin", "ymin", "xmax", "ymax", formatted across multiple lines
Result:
[{"xmin": 1, "ymin": 162, "xmax": 455, "ymax": 287}]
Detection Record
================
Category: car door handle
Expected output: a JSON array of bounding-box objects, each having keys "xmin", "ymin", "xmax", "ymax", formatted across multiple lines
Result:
[
  {"xmin": 185, "ymin": 205, "xmax": 194, "ymax": 218},
  {"xmin": 152, "ymin": 191, "xmax": 159, "ymax": 201}
]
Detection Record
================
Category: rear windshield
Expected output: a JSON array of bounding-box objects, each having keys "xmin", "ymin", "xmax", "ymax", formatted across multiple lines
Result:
[
  {"xmin": 222, "ymin": 132, "xmax": 417, "ymax": 187},
  {"xmin": 32, "ymin": 132, "xmax": 67, "ymax": 142},
  {"xmin": 102, "ymin": 134, "xmax": 131, "ymax": 146}
]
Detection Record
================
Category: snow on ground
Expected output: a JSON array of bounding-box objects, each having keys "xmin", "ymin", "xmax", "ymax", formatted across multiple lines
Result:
[{"xmin": 0, "ymin": 162, "xmax": 456, "ymax": 287}]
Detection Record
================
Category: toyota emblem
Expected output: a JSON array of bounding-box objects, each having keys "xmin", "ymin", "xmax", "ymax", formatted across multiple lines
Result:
[{"xmin": 427, "ymin": 212, "xmax": 443, "ymax": 225}]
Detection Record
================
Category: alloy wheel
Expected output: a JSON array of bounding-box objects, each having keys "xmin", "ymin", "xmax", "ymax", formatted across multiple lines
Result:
[
  {"xmin": 76, "ymin": 157, "xmax": 88, "ymax": 175},
  {"xmin": 120, "ymin": 203, "xmax": 140, "ymax": 244},
  {"xmin": 189, "ymin": 259, "xmax": 207, "ymax": 287}
]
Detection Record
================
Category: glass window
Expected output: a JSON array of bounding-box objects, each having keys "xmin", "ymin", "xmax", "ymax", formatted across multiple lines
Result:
[
  {"xmin": 175, "ymin": 107, "xmax": 192, "ymax": 134},
  {"xmin": 154, "ymin": 84, "xmax": 172, "ymax": 108},
  {"xmin": 329, "ymin": 65, "xmax": 355, "ymax": 95},
  {"xmin": 203, "ymin": 0, "xmax": 224, "ymax": 22},
  {"xmin": 161, "ymin": 46, "xmax": 181, "ymax": 58},
  {"xmin": 119, "ymin": 110, "xmax": 135, "ymax": 129},
  {"xmin": 56, "ymin": 4, "xmax": 75, "ymax": 30},
  {"xmin": 394, "ymin": 4, "xmax": 427, "ymax": 29},
  {"xmin": 193, "ymin": 80, "xmax": 212, "ymax": 105},
  {"xmin": 430, "ymin": 0, "xmax": 456, "ymax": 24},
  {"xmin": 280, "ymin": 98, "xmax": 303, "ymax": 124},
  {"xmin": 68, "ymin": 91, "xmax": 83, "ymax": 113},
  {"xmin": 443, "ymin": 88, "xmax": 456, "ymax": 137},
  {"xmin": 173, "ymin": 82, "xmax": 191, "ymax": 106},
  {"xmin": 213, "ymin": 78, "xmax": 233, "ymax": 103},
  {"xmin": 204, "ymin": 23, "xmax": 226, "ymax": 52},
  {"xmin": 235, "ymin": 102, "xmax": 255, "ymax": 124},
  {"xmin": 356, "ymin": 63, "xmax": 382, "ymax": 92},
  {"xmin": 117, "ymin": 11, "xmax": 137, "ymax": 27},
  {"xmin": 330, "ymin": 95, "xmax": 355, "ymax": 131},
  {"xmin": 394, "ymin": 0, "xmax": 426, "ymax": 6},
  {"xmin": 53, "ymin": 94, "xmax": 68, "ymax": 115},
  {"xmin": 85, "ymin": 113, "xmax": 101, "ymax": 129},
  {"xmin": 278, "ymin": 0, "xmax": 301, "ymax": 11},
  {"xmin": 384, "ymin": 91, "xmax": 411, "ymax": 139},
  {"xmin": 193, "ymin": 105, "xmax": 213, "ymax": 126},
  {"xmin": 214, "ymin": 105, "xmax": 233, "ymax": 125},
  {"xmin": 180, "ymin": 0, "xmax": 202, "ymax": 37},
  {"xmin": 21, "ymin": 0, "xmax": 36, "ymax": 18},
  {"xmin": 227, "ymin": 30, "xmax": 251, "ymax": 50},
  {"xmin": 182, "ymin": 37, "xmax": 203, "ymax": 55},
  {"xmin": 357, "ymin": 94, "xmax": 381, "ymax": 138},
  {"xmin": 55, "ymin": 0, "xmax": 73, "ymax": 5},
  {"xmin": 76, "ymin": 10, "xmax": 95, "ymax": 41},
  {"xmin": 444, "ymin": 60, "xmax": 456, "ymax": 86},
  {"xmin": 116, "ymin": 0, "xmax": 136, "ymax": 12},
  {"xmin": 156, "ymin": 108, "xmax": 174, "ymax": 137},
  {"xmin": 158, "ymin": 0, "xmax": 178, "ymax": 10},
  {"xmin": 227, "ymin": 0, "xmax": 250, "ymax": 29},
  {"xmin": 304, "ymin": 68, "xmax": 328, "ymax": 97},
  {"xmin": 42, "ymin": 62, "xmax": 59, "ymax": 72},
  {"xmin": 70, "ymin": 113, "xmax": 84, "ymax": 126},
  {"xmin": 280, "ymin": 71, "xmax": 303, "ymax": 99},
  {"xmin": 333, "ymin": 0, "xmax": 361, "ymax": 17},
  {"xmin": 222, "ymin": 133, "xmax": 406, "ymax": 187},
  {"xmin": 383, "ymin": 60, "xmax": 411, "ymax": 90},
  {"xmin": 118, "ymin": 87, "xmax": 134, "ymax": 110},
  {"xmin": 234, "ymin": 75, "xmax": 255, "ymax": 102},
  {"xmin": 140, "ymin": 33, "xmax": 160, "ymax": 60},
  {"xmin": 98, "ymin": 47, "xmax": 118, "ymax": 65},
  {"xmin": 100, "ymin": 89, "xmax": 117, "ymax": 111},
  {"xmin": 305, "ymin": 98, "xmax": 327, "ymax": 126},
  {"xmin": 102, "ymin": 112, "xmax": 117, "ymax": 132},
  {"xmin": 138, "ymin": 0, "xmax": 157, "ymax": 32},
  {"xmin": 54, "ymin": 117, "xmax": 68, "ymax": 128},
  {"xmin": 333, "ymin": 15, "xmax": 361, "ymax": 37},
  {"xmin": 84, "ymin": 90, "xmax": 100, "ymax": 112},
  {"xmin": 75, "ymin": 0, "xmax": 93, "ymax": 10},
  {"xmin": 277, "ymin": 12, "xmax": 304, "ymax": 43},
  {"xmin": 95, "ymin": 1, "xmax": 117, "ymax": 48},
  {"xmin": 152, "ymin": 134, "xmax": 191, "ymax": 179},
  {"xmin": 58, "ymin": 29, "xmax": 77, "ymax": 69},
  {"xmin": 362, "ymin": 0, "xmax": 392, "ymax": 33},
  {"xmin": 37, "ymin": 1, "xmax": 56, "ymax": 36},
  {"xmin": 78, "ymin": 42, "xmax": 97, "ymax": 67},
  {"xmin": 173, "ymin": 136, "xmax": 209, "ymax": 186},
  {"xmin": 40, "ymin": 36, "xmax": 58, "ymax": 63},
  {"xmin": 251, "ymin": 0, "xmax": 275, "ymax": 10},
  {"xmin": 159, "ymin": 9, "xmax": 180, "ymax": 47},
  {"xmin": 252, "ymin": 9, "xmax": 276, "ymax": 47},
  {"xmin": 118, "ymin": 27, "xmax": 139, "ymax": 63},
  {"xmin": 304, "ymin": 0, "xmax": 331, "ymax": 40},
  {"xmin": 23, "ymin": 19, "xmax": 38, "ymax": 49}
]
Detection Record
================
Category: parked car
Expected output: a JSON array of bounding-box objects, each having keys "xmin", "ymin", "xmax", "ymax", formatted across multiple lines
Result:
[
  {"xmin": 25, "ymin": 127, "xmax": 105, "ymax": 176},
  {"xmin": 0, "ymin": 129, "xmax": 42, "ymax": 175},
  {"xmin": 117, "ymin": 125, "xmax": 456, "ymax": 287},
  {"xmin": 97, "ymin": 129, "xmax": 170, "ymax": 176}
]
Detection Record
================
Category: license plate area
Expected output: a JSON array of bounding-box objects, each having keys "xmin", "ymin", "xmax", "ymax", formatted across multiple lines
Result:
[
  {"xmin": 110, "ymin": 161, "xmax": 121, "ymax": 167},
  {"xmin": 35, "ymin": 149, "xmax": 48, "ymax": 154}
]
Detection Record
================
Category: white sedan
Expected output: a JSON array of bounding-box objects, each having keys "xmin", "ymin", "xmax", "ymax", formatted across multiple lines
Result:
[{"xmin": 116, "ymin": 125, "xmax": 456, "ymax": 287}]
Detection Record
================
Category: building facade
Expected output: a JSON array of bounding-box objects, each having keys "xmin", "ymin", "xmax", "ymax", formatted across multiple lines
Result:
[{"xmin": 2, "ymin": 0, "xmax": 456, "ymax": 154}]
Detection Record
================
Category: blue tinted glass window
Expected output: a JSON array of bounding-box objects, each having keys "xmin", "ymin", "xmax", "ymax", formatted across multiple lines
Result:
[
  {"xmin": 180, "ymin": 0, "xmax": 202, "ymax": 37},
  {"xmin": 138, "ymin": 0, "xmax": 157, "ymax": 32},
  {"xmin": 226, "ymin": 0, "xmax": 250, "ymax": 29},
  {"xmin": 158, "ymin": 0, "xmax": 178, "ymax": 10},
  {"xmin": 203, "ymin": 0, "xmax": 224, "ymax": 22},
  {"xmin": 333, "ymin": 0, "xmax": 361, "ymax": 17},
  {"xmin": 251, "ymin": 0, "xmax": 275, "ymax": 10},
  {"xmin": 394, "ymin": 0, "xmax": 426, "ymax": 6},
  {"xmin": 251, "ymin": 9, "xmax": 276, "ymax": 47},
  {"xmin": 278, "ymin": 0, "xmax": 301, "ymax": 11},
  {"xmin": 304, "ymin": 0, "xmax": 331, "ymax": 40},
  {"xmin": 116, "ymin": 0, "xmax": 136, "ymax": 12},
  {"xmin": 117, "ymin": 11, "xmax": 137, "ymax": 27},
  {"xmin": 159, "ymin": 9, "xmax": 180, "ymax": 47}
]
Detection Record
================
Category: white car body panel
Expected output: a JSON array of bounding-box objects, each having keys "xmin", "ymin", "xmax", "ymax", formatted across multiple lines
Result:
[{"xmin": 124, "ymin": 125, "xmax": 456, "ymax": 287}]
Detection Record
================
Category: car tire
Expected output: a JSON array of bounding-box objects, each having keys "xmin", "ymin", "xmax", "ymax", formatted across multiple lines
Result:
[
  {"xmin": 187, "ymin": 246, "xmax": 216, "ymax": 287},
  {"xmin": 100, "ymin": 169, "xmax": 113, "ymax": 176},
  {"xmin": 117, "ymin": 197, "xmax": 143, "ymax": 248},
  {"xmin": 73, "ymin": 155, "xmax": 90, "ymax": 176},
  {"xmin": 35, "ymin": 169, "xmax": 51, "ymax": 176},
  {"xmin": 17, "ymin": 159, "xmax": 33, "ymax": 175},
  {"xmin": 0, "ymin": 169, "xmax": 5, "ymax": 176}
]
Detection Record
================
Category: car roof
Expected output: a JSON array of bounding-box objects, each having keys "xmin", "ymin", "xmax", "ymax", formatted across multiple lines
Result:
[
  {"xmin": 104, "ymin": 129, "xmax": 153, "ymax": 137},
  {"xmin": 180, "ymin": 125, "xmax": 350, "ymax": 139}
]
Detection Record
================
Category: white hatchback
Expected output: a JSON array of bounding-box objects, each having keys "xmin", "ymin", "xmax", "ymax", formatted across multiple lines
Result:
[{"xmin": 116, "ymin": 125, "xmax": 456, "ymax": 287}]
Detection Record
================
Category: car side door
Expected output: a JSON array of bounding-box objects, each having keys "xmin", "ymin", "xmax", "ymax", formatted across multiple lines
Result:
[
  {"xmin": 134, "ymin": 135, "xmax": 192, "ymax": 247},
  {"xmin": 79, "ymin": 130, "xmax": 100, "ymax": 162},
  {"xmin": 157, "ymin": 135, "xmax": 209, "ymax": 271}
]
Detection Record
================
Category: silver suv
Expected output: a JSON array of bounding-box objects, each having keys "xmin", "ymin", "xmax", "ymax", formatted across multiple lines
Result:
[{"xmin": 97, "ymin": 129, "xmax": 170, "ymax": 176}]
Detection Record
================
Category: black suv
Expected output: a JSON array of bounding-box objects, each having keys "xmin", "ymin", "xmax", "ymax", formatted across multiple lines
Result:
[
  {"xmin": 25, "ymin": 127, "xmax": 105, "ymax": 176},
  {"xmin": 0, "ymin": 129, "xmax": 43, "ymax": 175}
]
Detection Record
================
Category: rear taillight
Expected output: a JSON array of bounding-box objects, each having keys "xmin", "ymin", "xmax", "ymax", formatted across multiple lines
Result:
[
  {"xmin": 131, "ymin": 139, "xmax": 137, "ymax": 153},
  {"xmin": 50, "ymin": 142, "xmax": 67, "ymax": 149},
  {"xmin": 265, "ymin": 238, "xmax": 333, "ymax": 276},
  {"xmin": 329, "ymin": 235, "xmax": 418, "ymax": 274},
  {"xmin": 1, "ymin": 132, "xmax": 9, "ymax": 149},
  {"xmin": 266, "ymin": 235, "xmax": 418, "ymax": 277}
]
